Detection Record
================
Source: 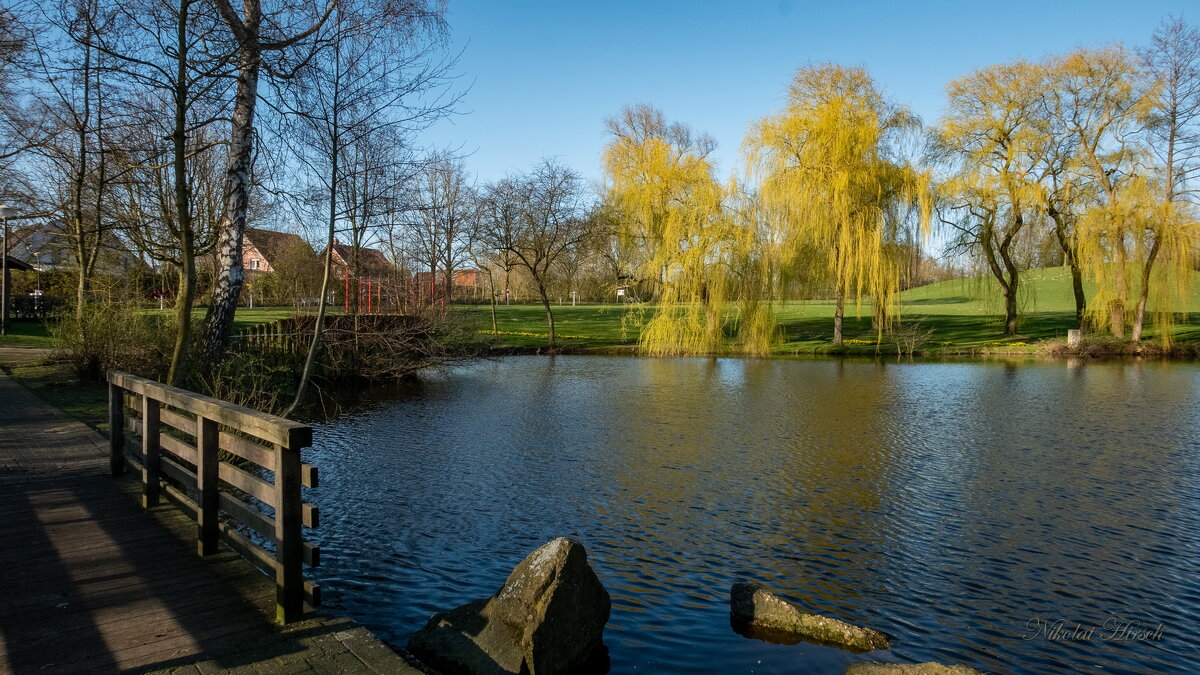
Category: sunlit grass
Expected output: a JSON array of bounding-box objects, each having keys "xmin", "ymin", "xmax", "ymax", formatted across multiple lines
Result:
[{"xmin": 457, "ymin": 267, "xmax": 1200, "ymax": 354}]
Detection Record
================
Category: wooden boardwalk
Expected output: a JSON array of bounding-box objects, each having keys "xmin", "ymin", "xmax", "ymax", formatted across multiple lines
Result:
[{"xmin": 0, "ymin": 366, "xmax": 422, "ymax": 674}]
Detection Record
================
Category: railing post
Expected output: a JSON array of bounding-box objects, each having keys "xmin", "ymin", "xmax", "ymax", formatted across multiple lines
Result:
[
  {"xmin": 107, "ymin": 379, "xmax": 125, "ymax": 477},
  {"xmin": 274, "ymin": 442, "xmax": 303, "ymax": 623},
  {"xmin": 141, "ymin": 396, "xmax": 161, "ymax": 508},
  {"xmin": 196, "ymin": 416, "xmax": 219, "ymax": 556}
]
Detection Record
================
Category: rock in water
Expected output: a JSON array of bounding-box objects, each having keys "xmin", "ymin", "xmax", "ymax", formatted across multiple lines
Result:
[
  {"xmin": 730, "ymin": 582, "xmax": 889, "ymax": 653},
  {"xmin": 408, "ymin": 538, "xmax": 611, "ymax": 675},
  {"xmin": 845, "ymin": 663, "xmax": 986, "ymax": 675}
]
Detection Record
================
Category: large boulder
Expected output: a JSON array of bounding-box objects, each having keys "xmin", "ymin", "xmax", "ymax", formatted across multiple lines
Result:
[
  {"xmin": 845, "ymin": 663, "xmax": 986, "ymax": 675},
  {"xmin": 408, "ymin": 537, "xmax": 611, "ymax": 675},
  {"xmin": 730, "ymin": 582, "xmax": 889, "ymax": 653}
]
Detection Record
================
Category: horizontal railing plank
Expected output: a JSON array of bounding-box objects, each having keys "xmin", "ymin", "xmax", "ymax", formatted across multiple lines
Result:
[
  {"xmin": 160, "ymin": 454, "xmax": 198, "ymax": 491},
  {"xmin": 219, "ymin": 431, "xmax": 274, "ymax": 470},
  {"xmin": 220, "ymin": 491, "xmax": 273, "ymax": 540},
  {"xmin": 160, "ymin": 432, "xmax": 198, "ymax": 465},
  {"xmin": 110, "ymin": 372, "xmax": 311, "ymax": 448},
  {"xmin": 218, "ymin": 463, "xmax": 276, "ymax": 507},
  {"xmin": 159, "ymin": 408, "xmax": 195, "ymax": 437}
]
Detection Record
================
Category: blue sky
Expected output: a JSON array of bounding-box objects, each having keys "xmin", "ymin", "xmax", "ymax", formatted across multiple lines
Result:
[{"xmin": 422, "ymin": 0, "xmax": 1196, "ymax": 186}]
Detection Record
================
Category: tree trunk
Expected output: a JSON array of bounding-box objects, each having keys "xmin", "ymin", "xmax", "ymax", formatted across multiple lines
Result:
[
  {"xmin": 535, "ymin": 278, "xmax": 555, "ymax": 349},
  {"xmin": 166, "ymin": 11, "xmax": 195, "ymax": 385},
  {"xmin": 284, "ymin": 194, "xmax": 337, "ymax": 417},
  {"xmin": 1070, "ymin": 261, "xmax": 1086, "ymax": 329},
  {"xmin": 168, "ymin": 249, "xmax": 195, "ymax": 385},
  {"xmin": 1050, "ymin": 208, "xmax": 1086, "ymax": 328},
  {"xmin": 1130, "ymin": 238, "xmax": 1162, "ymax": 342},
  {"xmin": 1111, "ymin": 233, "xmax": 1128, "ymax": 339},
  {"xmin": 1004, "ymin": 274, "xmax": 1019, "ymax": 336},
  {"xmin": 487, "ymin": 269, "xmax": 498, "ymax": 334},
  {"xmin": 833, "ymin": 286, "xmax": 844, "ymax": 345},
  {"xmin": 201, "ymin": 44, "xmax": 260, "ymax": 361}
]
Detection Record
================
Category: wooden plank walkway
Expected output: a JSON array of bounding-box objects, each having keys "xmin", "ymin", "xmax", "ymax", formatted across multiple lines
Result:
[{"xmin": 0, "ymin": 364, "xmax": 423, "ymax": 674}]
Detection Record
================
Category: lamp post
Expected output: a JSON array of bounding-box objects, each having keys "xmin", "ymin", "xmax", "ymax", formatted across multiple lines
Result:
[{"xmin": 0, "ymin": 204, "xmax": 16, "ymax": 336}]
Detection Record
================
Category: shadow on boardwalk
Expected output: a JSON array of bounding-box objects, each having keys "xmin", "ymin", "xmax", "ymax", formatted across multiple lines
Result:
[{"xmin": 0, "ymin": 364, "xmax": 420, "ymax": 674}]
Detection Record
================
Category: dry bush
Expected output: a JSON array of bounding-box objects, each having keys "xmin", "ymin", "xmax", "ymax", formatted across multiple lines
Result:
[{"xmin": 53, "ymin": 303, "xmax": 174, "ymax": 380}]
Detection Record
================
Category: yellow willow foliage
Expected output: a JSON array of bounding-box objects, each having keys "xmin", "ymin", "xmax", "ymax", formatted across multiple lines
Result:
[
  {"xmin": 1075, "ymin": 187, "xmax": 1198, "ymax": 342},
  {"xmin": 745, "ymin": 64, "xmax": 931, "ymax": 338},
  {"xmin": 724, "ymin": 187, "xmax": 778, "ymax": 356},
  {"xmin": 938, "ymin": 60, "xmax": 1048, "ymax": 214},
  {"xmin": 603, "ymin": 104, "xmax": 772, "ymax": 355},
  {"xmin": 1046, "ymin": 47, "xmax": 1185, "ymax": 338}
]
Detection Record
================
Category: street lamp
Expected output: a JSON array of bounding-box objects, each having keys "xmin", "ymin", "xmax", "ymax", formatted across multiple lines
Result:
[{"xmin": 0, "ymin": 204, "xmax": 16, "ymax": 336}]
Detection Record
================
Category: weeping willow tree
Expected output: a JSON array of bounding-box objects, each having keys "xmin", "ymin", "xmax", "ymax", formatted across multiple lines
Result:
[
  {"xmin": 602, "ymin": 104, "xmax": 760, "ymax": 356},
  {"xmin": 934, "ymin": 60, "xmax": 1048, "ymax": 336},
  {"xmin": 1046, "ymin": 46, "xmax": 1196, "ymax": 341},
  {"xmin": 724, "ymin": 182, "xmax": 779, "ymax": 356},
  {"xmin": 1136, "ymin": 17, "xmax": 1200, "ymax": 341},
  {"xmin": 745, "ymin": 64, "xmax": 931, "ymax": 345}
]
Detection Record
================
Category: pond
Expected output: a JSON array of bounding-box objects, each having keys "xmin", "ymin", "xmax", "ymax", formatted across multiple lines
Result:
[{"xmin": 306, "ymin": 356, "xmax": 1200, "ymax": 674}]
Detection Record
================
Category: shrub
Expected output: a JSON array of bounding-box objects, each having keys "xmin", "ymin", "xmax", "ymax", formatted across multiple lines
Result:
[{"xmin": 53, "ymin": 303, "xmax": 174, "ymax": 380}]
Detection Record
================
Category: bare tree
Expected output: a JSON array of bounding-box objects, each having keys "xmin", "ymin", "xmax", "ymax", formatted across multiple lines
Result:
[
  {"xmin": 91, "ymin": 0, "xmax": 232, "ymax": 383},
  {"xmin": 475, "ymin": 159, "xmax": 593, "ymax": 349},
  {"xmin": 24, "ymin": 0, "xmax": 136, "ymax": 321},
  {"xmin": 199, "ymin": 0, "xmax": 340, "ymax": 361},
  {"xmin": 411, "ymin": 155, "xmax": 472, "ymax": 306},
  {"xmin": 277, "ymin": 1, "xmax": 453, "ymax": 415}
]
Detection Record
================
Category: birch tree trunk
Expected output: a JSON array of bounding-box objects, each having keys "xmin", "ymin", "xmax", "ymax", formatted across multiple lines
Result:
[{"xmin": 201, "ymin": 45, "xmax": 259, "ymax": 360}]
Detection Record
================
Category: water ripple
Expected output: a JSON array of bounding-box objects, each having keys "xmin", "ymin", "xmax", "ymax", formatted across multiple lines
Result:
[{"xmin": 306, "ymin": 356, "xmax": 1200, "ymax": 674}]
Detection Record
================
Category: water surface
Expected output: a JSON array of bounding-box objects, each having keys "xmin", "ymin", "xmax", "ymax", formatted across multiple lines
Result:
[{"xmin": 307, "ymin": 356, "xmax": 1200, "ymax": 674}]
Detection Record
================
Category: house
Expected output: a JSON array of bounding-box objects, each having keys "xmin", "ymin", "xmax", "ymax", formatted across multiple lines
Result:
[
  {"xmin": 316, "ymin": 240, "xmax": 397, "ymax": 310},
  {"xmin": 242, "ymin": 227, "xmax": 316, "ymax": 273},
  {"xmin": 320, "ymin": 239, "xmax": 394, "ymax": 278},
  {"xmin": 8, "ymin": 221, "xmax": 146, "ymax": 274},
  {"xmin": 454, "ymin": 269, "xmax": 484, "ymax": 287}
]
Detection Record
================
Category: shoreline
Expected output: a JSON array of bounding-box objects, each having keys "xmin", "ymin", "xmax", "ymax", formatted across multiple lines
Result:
[{"xmin": 479, "ymin": 340, "xmax": 1200, "ymax": 362}]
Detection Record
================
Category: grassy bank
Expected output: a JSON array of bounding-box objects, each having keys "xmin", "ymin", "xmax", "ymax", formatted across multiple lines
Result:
[
  {"xmin": 0, "ymin": 321, "xmax": 53, "ymax": 348},
  {"xmin": 0, "ymin": 308, "xmax": 303, "ymax": 349},
  {"xmin": 458, "ymin": 267, "xmax": 1200, "ymax": 356},
  {"xmin": 6, "ymin": 267, "xmax": 1200, "ymax": 359}
]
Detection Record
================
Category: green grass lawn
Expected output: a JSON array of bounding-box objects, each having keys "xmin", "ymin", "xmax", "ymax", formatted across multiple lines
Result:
[
  {"xmin": 0, "ymin": 307, "xmax": 305, "ymax": 349},
  {"xmin": 456, "ymin": 267, "xmax": 1200, "ymax": 355},
  {"xmin": 6, "ymin": 268, "xmax": 1200, "ymax": 356},
  {"xmin": 0, "ymin": 321, "xmax": 54, "ymax": 348}
]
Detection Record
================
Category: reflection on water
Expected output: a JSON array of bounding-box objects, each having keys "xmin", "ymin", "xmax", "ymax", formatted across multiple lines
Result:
[{"xmin": 307, "ymin": 356, "xmax": 1200, "ymax": 674}]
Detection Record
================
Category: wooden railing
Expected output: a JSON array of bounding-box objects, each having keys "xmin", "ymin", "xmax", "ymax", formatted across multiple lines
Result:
[{"xmin": 106, "ymin": 371, "xmax": 319, "ymax": 624}]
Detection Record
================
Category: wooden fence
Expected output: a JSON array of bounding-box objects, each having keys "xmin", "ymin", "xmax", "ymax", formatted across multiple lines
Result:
[{"xmin": 106, "ymin": 371, "xmax": 319, "ymax": 624}]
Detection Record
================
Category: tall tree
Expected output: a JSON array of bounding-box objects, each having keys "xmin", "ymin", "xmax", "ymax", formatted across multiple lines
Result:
[
  {"xmin": 414, "ymin": 155, "xmax": 472, "ymax": 306},
  {"xmin": 26, "ymin": 0, "xmax": 133, "ymax": 321},
  {"xmin": 746, "ymin": 64, "xmax": 930, "ymax": 345},
  {"xmin": 92, "ymin": 0, "xmax": 232, "ymax": 383},
  {"xmin": 1134, "ymin": 16, "xmax": 1200, "ymax": 340},
  {"xmin": 1034, "ymin": 99, "xmax": 1090, "ymax": 329},
  {"xmin": 476, "ymin": 160, "xmax": 592, "ymax": 349},
  {"xmin": 279, "ymin": 0, "xmax": 452, "ymax": 415},
  {"xmin": 603, "ymin": 104, "xmax": 733, "ymax": 355},
  {"xmin": 1046, "ymin": 46, "xmax": 1158, "ymax": 339},
  {"xmin": 934, "ymin": 61, "xmax": 1046, "ymax": 335},
  {"xmin": 200, "ymin": 0, "xmax": 339, "ymax": 361}
]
